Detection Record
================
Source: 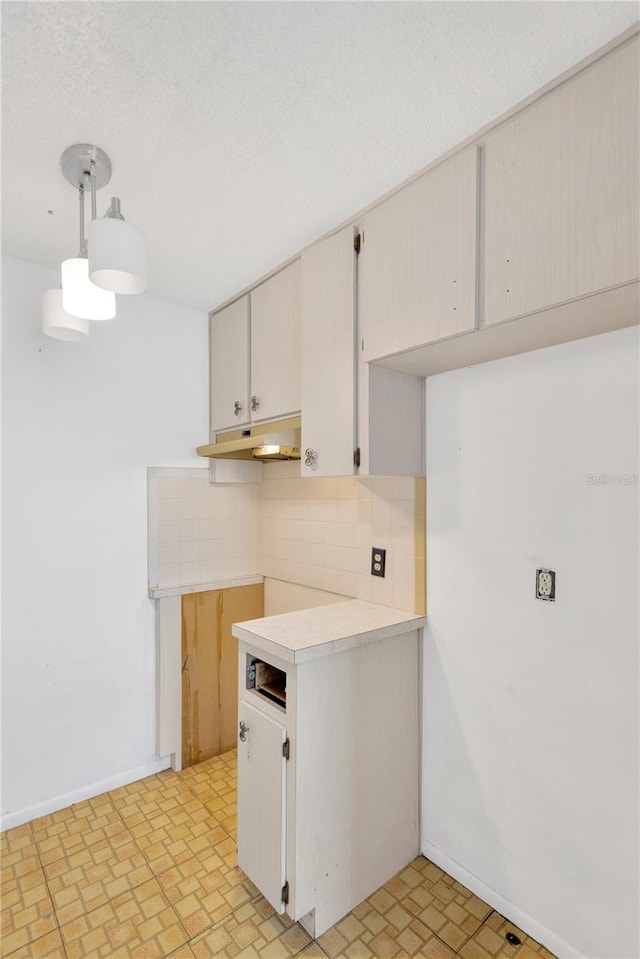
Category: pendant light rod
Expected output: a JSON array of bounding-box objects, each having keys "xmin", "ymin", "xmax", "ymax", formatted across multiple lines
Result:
[
  {"xmin": 78, "ymin": 182, "xmax": 86, "ymax": 256},
  {"xmin": 90, "ymin": 160, "xmax": 97, "ymax": 221}
]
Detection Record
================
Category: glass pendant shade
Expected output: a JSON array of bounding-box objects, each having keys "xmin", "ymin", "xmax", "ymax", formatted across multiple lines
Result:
[
  {"xmin": 42, "ymin": 289, "xmax": 90, "ymax": 341},
  {"xmin": 61, "ymin": 256, "xmax": 116, "ymax": 320},
  {"xmin": 88, "ymin": 217, "xmax": 147, "ymax": 294}
]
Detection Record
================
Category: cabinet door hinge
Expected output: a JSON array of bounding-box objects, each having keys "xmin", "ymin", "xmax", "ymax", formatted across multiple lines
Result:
[
  {"xmin": 354, "ymin": 232, "xmax": 362, "ymax": 255},
  {"xmin": 281, "ymin": 881, "xmax": 289, "ymax": 905},
  {"xmin": 282, "ymin": 738, "xmax": 290, "ymax": 760},
  {"xmin": 353, "ymin": 448, "xmax": 361, "ymax": 468}
]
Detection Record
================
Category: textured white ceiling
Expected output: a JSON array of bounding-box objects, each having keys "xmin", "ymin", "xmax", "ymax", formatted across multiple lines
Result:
[{"xmin": 2, "ymin": 1, "xmax": 638, "ymax": 312}]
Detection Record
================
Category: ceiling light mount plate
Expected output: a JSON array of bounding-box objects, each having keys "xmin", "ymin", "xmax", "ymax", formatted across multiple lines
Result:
[{"xmin": 61, "ymin": 144, "xmax": 111, "ymax": 191}]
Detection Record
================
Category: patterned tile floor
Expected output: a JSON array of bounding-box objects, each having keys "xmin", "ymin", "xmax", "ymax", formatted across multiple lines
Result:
[{"xmin": 0, "ymin": 750, "xmax": 557, "ymax": 959}]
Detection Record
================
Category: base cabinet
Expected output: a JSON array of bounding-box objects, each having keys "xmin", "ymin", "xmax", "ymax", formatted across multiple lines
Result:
[{"xmin": 237, "ymin": 630, "xmax": 420, "ymax": 937}]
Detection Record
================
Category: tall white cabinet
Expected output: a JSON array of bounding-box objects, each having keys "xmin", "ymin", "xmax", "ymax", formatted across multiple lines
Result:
[{"xmin": 233, "ymin": 601, "xmax": 424, "ymax": 938}]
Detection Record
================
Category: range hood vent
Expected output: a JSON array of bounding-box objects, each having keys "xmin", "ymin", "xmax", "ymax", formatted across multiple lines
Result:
[{"xmin": 196, "ymin": 416, "xmax": 301, "ymax": 462}]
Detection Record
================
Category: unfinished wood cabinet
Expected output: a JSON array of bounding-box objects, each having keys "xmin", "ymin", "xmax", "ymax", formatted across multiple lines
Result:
[
  {"xmin": 358, "ymin": 145, "xmax": 479, "ymax": 362},
  {"xmin": 483, "ymin": 35, "xmax": 640, "ymax": 326},
  {"xmin": 181, "ymin": 584, "xmax": 264, "ymax": 766}
]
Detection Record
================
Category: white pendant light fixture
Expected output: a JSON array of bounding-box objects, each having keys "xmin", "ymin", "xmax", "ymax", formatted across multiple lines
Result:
[
  {"xmin": 42, "ymin": 289, "xmax": 90, "ymax": 341},
  {"xmin": 42, "ymin": 144, "xmax": 147, "ymax": 339},
  {"xmin": 59, "ymin": 145, "xmax": 115, "ymax": 321},
  {"xmin": 89, "ymin": 198, "xmax": 146, "ymax": 294}
]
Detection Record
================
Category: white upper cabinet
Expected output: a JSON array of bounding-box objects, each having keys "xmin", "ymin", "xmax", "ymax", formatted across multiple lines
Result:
[
  {"xmin": 250, "ymin": 260, "xmax": 301, "ymax": 423},
  {"xmin": 358, "ymin": 145, "xmax": 479, "ymax": 362},
  {"xmin": 483, "ymin": 37, "xmax": 640, "ymax": 327},
  {"xmin": 301, "ymin": 227, "xmax": 356, "ymax": 477},
  {"xmin": 210, "ymin": 262, "xmax": 301, "ymax": 434},
  {"xmin": 210, "ymin": 295, "xmax": 250, "ymax": 431}
]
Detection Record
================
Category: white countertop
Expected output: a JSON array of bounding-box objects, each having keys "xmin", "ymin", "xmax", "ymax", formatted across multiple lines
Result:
[
  {"xmin": 232, "ymin": 600, "xmax": 426, "ymax": 664},
  {"xmin": 149, "ymin": 575, "xmax": 263, "ymax": 599}
]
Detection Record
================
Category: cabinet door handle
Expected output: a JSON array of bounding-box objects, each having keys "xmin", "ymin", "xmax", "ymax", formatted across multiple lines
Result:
[
  {"xmin": 304, "ymin": 448, "xmax": 318, "ymax": 470},
  {"xmin": 251, "ymin": 395, "xmax": 260, "ymax": 412},
  {"xmin": 239, "ymin": 720, "xmax": 249, "ymax": 742},
  {"xmin": 234, "ymin": 400, "xmax": 242, "ymax": 416}
]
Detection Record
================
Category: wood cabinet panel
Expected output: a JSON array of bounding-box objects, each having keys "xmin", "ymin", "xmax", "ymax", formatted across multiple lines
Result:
[
  {"xmin": 250, "ymin": 260, "xmax": 301, "ymax": 422},
  {"xmin": 181, "ymin": 584, "xmax": 264, "ymax": 766},
  {"xmin": 358, "ymin": 145, "xmax": 478, "ymax": 361},
  {"xmin": 301, "ymin": 227, "xmax": 356, "ymax": 476},
  {"xmin": 484, "ymin": 37, "xmax": 640, "ymax": 326},
  {"xmin": 210, "ymin": 296, "xmax": 250, "ymax": 431}
]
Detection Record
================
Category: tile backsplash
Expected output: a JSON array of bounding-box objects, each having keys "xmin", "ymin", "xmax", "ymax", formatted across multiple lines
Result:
[
  {"xmin": 148, "ymin": 464, "xmax": 425, "ymax": 612},
  {"xmin": 257, "ymin": 462, "xmax": 424, "ymax": 612},
  {"xmin": 148, "ymin": 468, "xmax": 258, "ymax": 591}
]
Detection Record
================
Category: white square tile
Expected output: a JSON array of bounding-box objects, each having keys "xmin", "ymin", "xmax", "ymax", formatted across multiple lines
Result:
[
  {"xmin": 200, "ymin": 539, "xmax": 220, "ymax": 562},
  {"xmin": 158, "ymin": 477, "xmax": 181, "ymax": 498},
  {"xmin": 159, "ymin": 521, "xmax": 179, "ymax": 544},
  {"xmin": 337, "ymin": 571, "xmax": 356, "ymax": 597},
  {"xmin": 322, "ymin": 522, "xmax": 339, "ymax": 545},
  {"xmin": 159, "ymin": 542, "xmax": 179, "ymax": 566},
  {"xmin": 179, "ymin": 498, "xmax": 200, "ymax": 521},
  {"xmin": 337, "ymin": 524, "xmax": 355, "ymax": 548},
  {"xmin": 200, "ymin": 560, "xmax": 221, "ymax": 582},
  {"xmin": 393, "ymin": 582, "xmax": 415, "ymax": 612},
  {"xmin": 394, "ymin": 553, "xmax": 415, "ymax": 584},
  {"xmin": 158, "ymin": 564, "xmax": 180, "ymax": 588},
  {"xmin": 322, "ymin": 568, "xmax": 339, "ymax": 593},
  {"xmin": 392, "ymin": 477, "xmax": 415, "ymax": 500},
  {"xmin": 372, "ymin": 497, "xmax": 393, "ymax": 527},
  {"xmin": 356, "ymin": 499, "xmax": 372, "ymax": 525},
  {"xmin": 353, "ymin": 574, "xmax": 373, "ymax": 602},
  {"xmin": 392, "ymin": 500, "xmax": 414, "ymax": 528},
  {"xmin": 179, "ymin": 540, "xmax": 199, "ymax": 564},
  {"xmin": 371, "ymin": 576, "xmax": 394, "ymax": 606},
  {"xmin": 322, "ymin": 545, "xmax": 339, "ymax": 569},
  {"xmin": 179, "ymin": 520, "xmax": 200, "ymax": 542},
  {"xmin": 159, "ymin": 498, "xmax": 180, "ymax": 522},
  {"xmin": 337, "ymin": 547, "xmax": 354, "ymax": 572}
]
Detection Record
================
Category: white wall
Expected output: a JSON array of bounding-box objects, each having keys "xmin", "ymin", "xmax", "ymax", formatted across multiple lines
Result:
[
  {"xmin": 1, "ymin": 255, "xmax": 208, "ymax": 827},
  {"xmin": 422, "ymin": 327, "xmax": 639, "ymax": 959}
]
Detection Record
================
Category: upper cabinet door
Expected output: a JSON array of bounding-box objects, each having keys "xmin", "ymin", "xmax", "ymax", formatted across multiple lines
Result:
[
  {"xmin": 210, "ymin": 295, "xmax": 250, "ymax": 432},
  {"xmin": 358, "ymin": 145, "xmax": 479, "ymax": 362},
  {"xmin": 484, "ymin": 38, "xmax": 640, "ymax": 327},
  {"xmin": 301, "ymin": 227, "xmax": 356, "ymax": 477},
  {"xmin": 250, "ymin": 260, "xmax": 301, "ymax": 423}
]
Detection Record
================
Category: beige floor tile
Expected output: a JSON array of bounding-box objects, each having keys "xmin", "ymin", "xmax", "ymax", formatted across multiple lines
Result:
[
  {"xmin": 459, "ymin": 913, "xmax": 556, "ymax": 959},
  {"xmin": 190, "ymin": 894, "xmax": 311, "ymax": 959},
  {"xmin": 157, "ymin": 838, "xmax": 259, "ymax": 937},
  {"xmin": 60, "ymin": 877, "xmax": 188, "ymax": 959},
  {"xmin": 0, "ymin": 865, "xmax": 57, "ymax": 957},
  {"xmin": 165, "ymin": 945, "xmax": 198, "ymax": 959},
  {"xmin": 319, "ymin": 896, "xmax": 456, "ymax": 959},
  {"xmin": 0, "ymin": 928, "xmax": 67, "ymax": 959},
  {"xmin": 384, "ymin": 858, "xmax": 491, "ymax": 950},
  {"xmin": 0, "ymin": 823, "xmax": 41, "ymax": 884},
  {"xmin": 43, "ymin": 834, "xmax": 152, "ymax": 925},
  {"xmin": 32, "ymin": 794, "xmax": 131, "ymax": 868},
  {"xmin": 109, "ymin": 772, "xmax": 196, "ymax": 829}
]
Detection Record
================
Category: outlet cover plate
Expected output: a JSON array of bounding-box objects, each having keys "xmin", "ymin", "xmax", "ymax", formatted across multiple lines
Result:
[
  {"xmin": 371, "ymin": 547, "xmax": 386, "ymax": 578},
  {"xmin": 536, "ymin": 568, "xmax": 556, "ymax": 601}
]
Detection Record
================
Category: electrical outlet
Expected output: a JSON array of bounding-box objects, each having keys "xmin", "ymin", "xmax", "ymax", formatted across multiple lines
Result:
[
  {"xmin": 371, "ymin": 547, "xmax": 386, "ymax": 578},
  {"xmin": 536, "ymin": 568, "xmax": 556, "ymax": 601}
]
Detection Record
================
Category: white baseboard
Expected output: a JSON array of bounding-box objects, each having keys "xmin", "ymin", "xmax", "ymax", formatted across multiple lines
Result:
[
  {"xmin": 1, "ymin": 757, "xmax": 171, "ymax": 831},
  {"xmin": 420, "ymin": 838, "xmax": 582, "ymax": 959}
]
